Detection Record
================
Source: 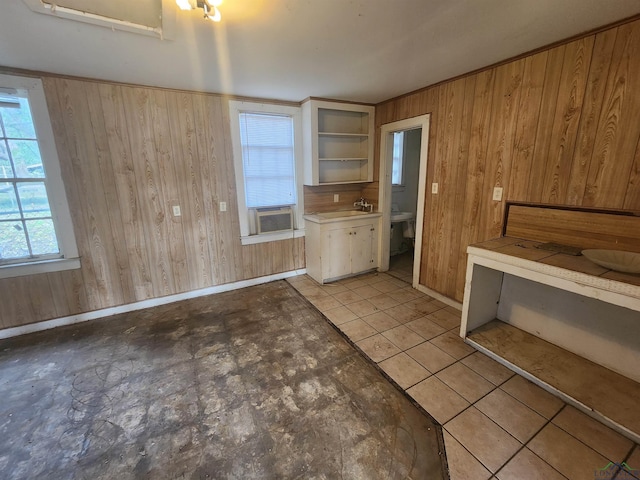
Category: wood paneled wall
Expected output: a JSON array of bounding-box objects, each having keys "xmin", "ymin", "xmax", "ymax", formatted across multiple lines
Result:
[
  {"xmin": 376, "ymin": 18, "xmax": 640, "ymax": 302},
  {"xmin": 0, "ymin": 77, "xmax": 304, "ymax": 329},
  {"xmin": 303, "ymin": 184, "xmax": 368, "ymax": 213}
]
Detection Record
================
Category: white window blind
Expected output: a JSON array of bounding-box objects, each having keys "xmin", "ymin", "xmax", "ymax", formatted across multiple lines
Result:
[{"xmin": 239, "ymin": 112, "xmax": 297, "ymax": 208}]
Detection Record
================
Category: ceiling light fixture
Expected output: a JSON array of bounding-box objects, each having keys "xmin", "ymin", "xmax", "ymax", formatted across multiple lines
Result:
[{"xmin": 176, "ymin": 0, "xmax": 222, "ymax": 22}]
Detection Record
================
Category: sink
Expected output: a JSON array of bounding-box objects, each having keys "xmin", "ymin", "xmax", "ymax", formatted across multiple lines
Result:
[
  {"xmin": 582, "ymin": 249, "xmax": 640, "ymax": 274},
  {"xmin": 316, "ymin": 210, "xmax": 372, "ymax": 219},
  {"xmin": 390, "ymin": 211, "xmax": 414, "ymax": 222}
]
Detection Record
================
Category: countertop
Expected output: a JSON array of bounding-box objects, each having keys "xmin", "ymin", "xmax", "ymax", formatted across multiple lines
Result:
[
  {"xmin": 303, "ymin": 211, "xmax": 382, "ymax": 224},
  {"xmin": 470, "ymin": 236, "xmax": 640, "ymax": 289}
]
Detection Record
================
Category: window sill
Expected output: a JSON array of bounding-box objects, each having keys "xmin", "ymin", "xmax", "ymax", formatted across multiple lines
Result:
[
  {"xmin": 240, "ymin": 229, "xmax": 305, "ymax": 246},
  {"xmin": 0, "ymin": 257, "xmax": 81, "ymax": 279}
]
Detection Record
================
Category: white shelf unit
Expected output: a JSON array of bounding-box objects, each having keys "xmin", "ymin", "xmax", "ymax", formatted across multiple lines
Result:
[
  {"xmin": 460, "ymin": 244, "xmax": 640, "ymax": 442},
  {"xmin": 302, "ymin": 99, "xmax": 375, "ymax": 185}
]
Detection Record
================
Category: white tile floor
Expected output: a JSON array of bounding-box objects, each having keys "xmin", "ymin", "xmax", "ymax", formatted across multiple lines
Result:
[{"xmin": 287, "ymin": 254, "xmax": 640, "ymax": 480}]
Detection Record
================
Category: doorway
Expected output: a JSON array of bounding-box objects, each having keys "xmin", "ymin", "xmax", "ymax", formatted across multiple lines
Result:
[{"xmin": 378, "ymin": 115, "xmax": 430, "ymax": 288}]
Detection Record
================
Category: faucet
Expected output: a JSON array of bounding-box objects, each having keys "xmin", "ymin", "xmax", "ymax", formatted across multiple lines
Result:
[{"xmin": 354, "ymin": 197, "xmax": 374, "ymax": 212}]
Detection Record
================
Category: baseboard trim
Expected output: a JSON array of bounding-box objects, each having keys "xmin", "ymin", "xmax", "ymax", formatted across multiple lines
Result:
[
  {"xmin": 0, "ymin": 268, "xmax": 307, "ymax": 340},
  {"xmin": 414, "ymin": 283, "xmax": 463, "ymax": 310}
]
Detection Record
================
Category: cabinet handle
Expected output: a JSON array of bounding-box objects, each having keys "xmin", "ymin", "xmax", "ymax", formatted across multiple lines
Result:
[
  {"xmin": 370, "ymin": 228, "xmax": 375, "ymax": 231},
  {"xmin": 353, "ymin": 231, "xmax": 357, "ymax": 235}
]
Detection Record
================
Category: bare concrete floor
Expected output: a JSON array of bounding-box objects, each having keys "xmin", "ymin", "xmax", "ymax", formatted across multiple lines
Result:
[{"xmin": 0, "ymin": 281, "xmax": 446, "ymax": 479}]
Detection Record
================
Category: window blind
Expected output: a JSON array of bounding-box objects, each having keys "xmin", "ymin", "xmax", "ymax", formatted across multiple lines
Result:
[{"xmin": 239, "ymin": 112, "xmax": 297, "ymax": 208}]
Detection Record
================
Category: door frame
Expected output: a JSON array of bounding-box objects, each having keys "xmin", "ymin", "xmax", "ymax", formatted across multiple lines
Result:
[{"xmin": 378, "ymin": 114, "xmax": 430, "ymax": 287}]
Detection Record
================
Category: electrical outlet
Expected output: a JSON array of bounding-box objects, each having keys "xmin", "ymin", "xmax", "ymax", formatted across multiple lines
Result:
[
  {"xmin": 431, "ymin": 183, "xmax": 438, "ymax": 194},
  {"xmin": 220, "ymin": 201, "xmax": 227, "ymax": 212},
  {"xmin": 493, "ymin": 187, "xmax": 503, "ymax": 201},
  {"xmin": 172, "ymin": 205, "xmax": 181, "ymax": 217},
  {"xmin": 333, "ymin": 194, "xmax": 339, "ymax": 202}
]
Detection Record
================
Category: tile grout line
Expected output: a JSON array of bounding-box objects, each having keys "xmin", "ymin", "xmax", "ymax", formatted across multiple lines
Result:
[{"xmin": 291, "ymin": 272, "xmax": 637, "ymax": 479}]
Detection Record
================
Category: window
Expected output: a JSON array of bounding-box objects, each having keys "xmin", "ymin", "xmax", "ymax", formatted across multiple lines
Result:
[
  {"xmin": 229, "ymin": 100, "xmax": 304, "ymax": 245},
  {"xmin": 240, "ymin": 112, "xmax": 296, "ymax": 208},
  {"xmin": 391, "ymin": 131, "xmax": 405, "ymax": 186},
  {"xmin": 0, "ymin": 74, "xmax": 79, "ymax": 279}
]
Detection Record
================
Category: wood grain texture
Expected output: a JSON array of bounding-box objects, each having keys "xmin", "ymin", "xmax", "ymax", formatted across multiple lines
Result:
[
  {"xmin": 539, "ymin": 37, "xmax": 593, "ymax": 204},
  {"xmin": 504, "ymin": 205, "xmax": 640, "ymax": 253},
  {"xmin": 0, "ymin": 79, "xmax": 305, "ymax": 329},
  {"xmin": 378, "ymin": 18, "xmax": 640, "ymax": 302},
  {"xmin": 583, "ymin": 22, "xmax": 640, "ymax": 208},
  {"xmin": 303, "ymin": 184, "xmax": 366, "ymax": 213}
]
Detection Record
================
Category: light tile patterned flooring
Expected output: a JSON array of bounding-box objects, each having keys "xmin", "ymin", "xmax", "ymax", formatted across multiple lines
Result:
[{"xmin": 287, "ymin": 255, "xmax": 640, "ymax": 480}]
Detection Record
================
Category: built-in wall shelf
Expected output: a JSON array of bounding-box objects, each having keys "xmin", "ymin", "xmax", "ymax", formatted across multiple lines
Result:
[
  {"xmin": 302, "ymin": 99, "xmax": 375, "ymax": 186},
  {"xmin": 460, "ymin": 236, "xmax": 640, "ymax": 443},
  {"xmin": 467, "ymin": 319, "xmax": 640, "ymax": 443}
]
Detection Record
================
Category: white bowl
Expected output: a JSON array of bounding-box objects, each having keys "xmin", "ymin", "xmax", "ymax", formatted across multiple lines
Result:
[{"xmin": 582, "ymin": 249, "xmax": 640, "ymax": 274}]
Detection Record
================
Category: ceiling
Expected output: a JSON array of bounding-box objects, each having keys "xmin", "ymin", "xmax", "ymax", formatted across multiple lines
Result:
[{"xmin": 1, "ymin": 0, "xmax": 640, "ymax": 104}]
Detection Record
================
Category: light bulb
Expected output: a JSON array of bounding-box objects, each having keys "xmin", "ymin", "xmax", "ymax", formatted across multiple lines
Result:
[
  {"xmin": 176, "ymin": 0, "xmax": 193, "ymax": 10},
  {"xmin": 208, "ymin": 6, "xmax": 221, "ymax": 21}
]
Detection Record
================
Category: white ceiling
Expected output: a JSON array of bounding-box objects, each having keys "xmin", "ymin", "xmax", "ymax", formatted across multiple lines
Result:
[{"xmin": 2, "ymin": 0, "xmax": 640, "ymax": 104}]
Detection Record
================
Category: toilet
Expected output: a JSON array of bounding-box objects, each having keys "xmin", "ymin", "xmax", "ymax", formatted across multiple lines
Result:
[{"xmin": 390, "ymin": 204, "xmax": 416, "ymax": 255}]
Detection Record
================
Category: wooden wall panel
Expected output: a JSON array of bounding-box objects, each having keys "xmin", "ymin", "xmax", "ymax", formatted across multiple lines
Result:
[
  {"xmin": 566, "ymin": 29, "xmax": 617, "ymax": 205},
  {"xmin": 303, "ymin": 184, "xmax": 365, "ymax": 213},
  {"xmin": 584, "ymin": 22, "xmax": 640, "ymax": 208},
  {"xmin": 452, "ymin": 69, "xmax": 496, "ymax": 296},
  {"xmin": 0, "ymin": 78, "xmax": 304, "ymax": 329},
  {"xmin": 539, "ymin": 37, "xmax": 593, "ymax": 204},
  {"xmin": 377, "ymin": 17, "xmax": 640, "ymax": 302}
]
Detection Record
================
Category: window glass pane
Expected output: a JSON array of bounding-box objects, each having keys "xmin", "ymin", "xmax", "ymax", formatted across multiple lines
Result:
[
  {"xmin": 8, "ymin": 140, "xmax": 44, "ymax": 178},
  {"xmin": 26, "ymin": 219, "xmax": 59, "ymax": 256},
  {"xmin": 239, "ymin": 112, "xmax": 296, "ymax": 208},
  {"xmin": 17, "ymin": 182, "xmax": 52, "ymax": 218},
  {"xmin": 0, "ymin": 143, "xmax": 14, "ymax": 178},
  {"xmin": 0, "ymin": 97, "xmax": 36, "ymax": 139},
  {"xmin": 392, "ymin": 132, "xmax": 404, "ymax": 185},
  {"xmin": 0, "ymin": 220, "xmax": 29, "ymax": 260},
  {"xmin": 0, "ymin": 182, "xmax": 20, "ymax": 220}
]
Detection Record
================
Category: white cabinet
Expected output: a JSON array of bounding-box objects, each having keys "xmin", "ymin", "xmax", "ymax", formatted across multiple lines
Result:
[
  {"xmin": 304, "ymin": 213, "xmax": 381, "ymax": 284},
  {"xmin": 302, "ymin": 99, "xmax": 375, "ymax": 185}
]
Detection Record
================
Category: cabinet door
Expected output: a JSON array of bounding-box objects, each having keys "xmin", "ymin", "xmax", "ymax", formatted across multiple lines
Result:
[
  {"xmin": 321, "ymin": 227, "xmax": 351, "ymax": 280},
  {"xmin": 350, "ymin": 224, "xmax": 376, "ymax": 274}
]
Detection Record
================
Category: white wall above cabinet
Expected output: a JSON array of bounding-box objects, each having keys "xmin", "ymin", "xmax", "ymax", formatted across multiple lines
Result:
[{"xmin": 302, "ymin": 99, "xmax": 375, "ymax": 186}]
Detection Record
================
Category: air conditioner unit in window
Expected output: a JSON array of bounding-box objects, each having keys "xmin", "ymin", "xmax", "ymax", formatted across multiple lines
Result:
[{"xmin": 256, "ymin": 206, "xmax": 293, "ymax": 234}]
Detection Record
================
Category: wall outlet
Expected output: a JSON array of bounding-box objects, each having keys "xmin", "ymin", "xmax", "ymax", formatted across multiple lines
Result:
[
  {"xmin": 432, "ymin": 183, "xmax": 438, "ymax": 194},
  {"xmin": 493, "ymin": 187, "xmax": 503, "ymax": 201},
  {"xmin": 333, "ymin": 194, "xmax": 339, "ymax": 202},
  {"xmin": 220, "ymin": 201, "xmax": 227, "ymax": 212},
  {"xmin": 172, "ymin": 205, "xmax": 181, "ymax": 217}
]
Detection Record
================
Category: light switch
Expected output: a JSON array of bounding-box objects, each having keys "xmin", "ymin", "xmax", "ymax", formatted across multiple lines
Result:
[
  {"xmin": 333, "ymin": 194, "xmax": 339, "ymax": 202},
  {"xmin": 432, "ymin": 183, "xmax": 438, "ymax": 194},
  {"xmin": 220, "ymin": 201, "xmax": 227, "ymax": 212},
  {"xmin": 172, "ymin": 205, "xmax": 181, "ymax": 217},
  {"xmin": 493, "ymin": 187, "xmax": 503, "ymax": 201}
]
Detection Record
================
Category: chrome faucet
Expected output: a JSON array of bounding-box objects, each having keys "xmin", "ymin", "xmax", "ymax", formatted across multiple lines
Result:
[{"xmin": 354, "ymin": 197, "xmax": 374, "ymax": 212}]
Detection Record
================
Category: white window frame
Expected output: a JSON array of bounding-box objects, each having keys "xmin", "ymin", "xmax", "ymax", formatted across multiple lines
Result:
[
  {"xmin": 21, "ymin": 0, "xmax": 176, "ymax": 40},
  {"xmin": 0, "ymin": 74, "xmax": 80, "ymax": 279},
  {"xmin": 229, "ymin": 100, "xmax": 305, "ymax": 246}
]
